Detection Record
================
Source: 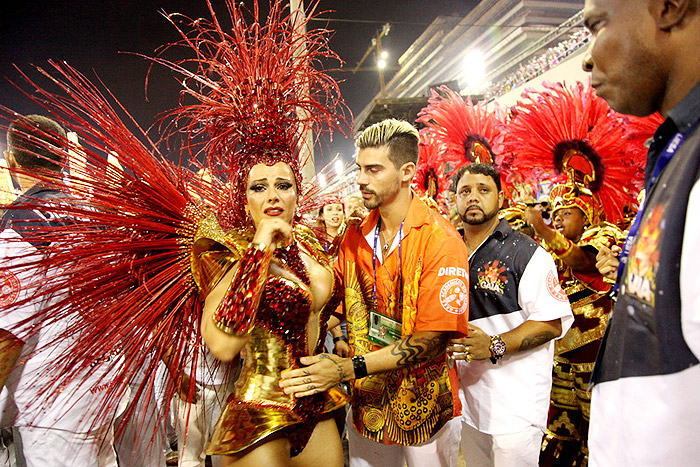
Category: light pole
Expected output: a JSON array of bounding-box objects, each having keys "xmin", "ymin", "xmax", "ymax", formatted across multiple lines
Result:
[
  {"xmin": 352, "ymin": 23, "xmax": 392, "ymax": 96},
  {"xmin": 289, "ymin": 0, "xmax": 316, "ymax": 181}
]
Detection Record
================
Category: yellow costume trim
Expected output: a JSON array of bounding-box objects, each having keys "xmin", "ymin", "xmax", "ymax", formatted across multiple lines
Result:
[{"xmin": 547, "ymin": 230, "xmax": 575, "ymax": 258}]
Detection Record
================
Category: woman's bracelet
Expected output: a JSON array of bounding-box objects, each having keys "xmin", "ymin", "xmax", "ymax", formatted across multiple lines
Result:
[
  {"xmin": 333, "ymin": 335, "xmax": 348, "ymax": 344},
  {"xmin": 212, "ymin": 242, "xmax": 272, "ymax": 335}
]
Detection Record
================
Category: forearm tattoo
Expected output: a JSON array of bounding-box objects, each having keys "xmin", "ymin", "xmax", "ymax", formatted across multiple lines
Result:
[
  {"xmin": 520, "ymin": 331, "xmax": 557, "ymax": 351},
  {"xmin": 391, "ymin": 333, "xmax": 449, "ymax": 367},
  {"xmin": 318, "ymin": 353, "xmax": 348, "ymax": 382}
]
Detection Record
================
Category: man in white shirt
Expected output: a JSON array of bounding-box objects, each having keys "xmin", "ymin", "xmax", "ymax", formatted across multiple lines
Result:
[{"xmin": 0, "ymin": 115, "xmax": 121, "ymax": 466}]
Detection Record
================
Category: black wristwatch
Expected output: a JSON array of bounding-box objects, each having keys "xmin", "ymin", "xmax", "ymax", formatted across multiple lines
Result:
[
  {"xmin": 352, "ymin": 355, "xmax": 368, "ymax": 379},
  {"xmin": 333, "ymin": 335, "xmax": 348, "ymax": 344},
  {"xmin": 489, "ymin": 335, "xmax": 506, "ymax": 364}
]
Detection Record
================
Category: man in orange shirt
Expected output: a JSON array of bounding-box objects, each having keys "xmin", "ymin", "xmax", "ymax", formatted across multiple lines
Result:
[{"xmin": 281, "ymin": 119, "xmax": 469, "ymax": 466}]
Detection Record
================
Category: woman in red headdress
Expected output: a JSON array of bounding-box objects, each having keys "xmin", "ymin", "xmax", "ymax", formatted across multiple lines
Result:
[{"xmin": 0, "ymin": 1, "xmax": 351, "ymax": 465}]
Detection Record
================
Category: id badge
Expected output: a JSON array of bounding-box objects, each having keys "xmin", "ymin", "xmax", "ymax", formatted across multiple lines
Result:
[{"xmin": 368, "ymin": 311, "xmax": 402, "ymax": 347}]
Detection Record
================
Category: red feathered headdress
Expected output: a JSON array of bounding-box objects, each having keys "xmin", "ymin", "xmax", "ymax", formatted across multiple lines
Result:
[
  {"xmin": 417, "ymin": 85, "xmax": 506, "ymax": 171},
  {"xmin": 152, "ymin": 0, "xmax": 348, "ymax": 228},
  {"xmin": 414, "ymin": 132, "xmax": 451, "ymax": 210},
  {"xmin": 506, "ymin": 81, "xmax": 648, "ymax": 225}
]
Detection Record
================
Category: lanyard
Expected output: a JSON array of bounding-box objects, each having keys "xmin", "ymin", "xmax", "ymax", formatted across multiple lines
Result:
[
  {"xmin": 372, "ymin": 218, "xmax": 404, "ymax": 313},
  {"xmin": 613, "ymin": 122, "xmax": 698, "ymax": 292}
]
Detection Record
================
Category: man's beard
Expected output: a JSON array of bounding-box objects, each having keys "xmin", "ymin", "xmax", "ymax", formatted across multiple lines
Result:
[
  {"xmin": 460, "ymin": 205, "xmax": 498, "ymax": 225},
  {"xmin": 361, "ymin": 184, "xmax": 399, "ymax": 210},
  {"xmin": 363, "ymin": 191, "xmax": 380, "ymax": 210}
]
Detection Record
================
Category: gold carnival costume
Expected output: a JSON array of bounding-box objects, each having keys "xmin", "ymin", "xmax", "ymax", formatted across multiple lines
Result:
[
  {"xmin": 172, "ymin": 0, "xmax": 351, "ymax": 456},
  {"xmin": 506, "ymin": 83, "xmax": 652, "ymax": 466},
  {"xmin": 192, "ymin": 219, "xmax": 348, "ymax": 455},
  {"xmin": 549, "ymin": 223, "xmax": 626, "ymax": 357},
  {"xmin": 543, "ymin": 212, "xmax": 625, "ymax": 466}
]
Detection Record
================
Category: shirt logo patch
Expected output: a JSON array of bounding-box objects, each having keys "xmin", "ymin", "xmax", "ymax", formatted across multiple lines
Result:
[
  {"xmin": 0, "ymin": 269, "xmax": 21, "ymax": 306},
  {"xmin": 439, "ymin": 278, "xmax": 468, "ymax": 315},
  {"xmin": 438, "ymin": 266, "xmax": 468, "ymax": 279},
  {"xmin": 546, "ymin": 270, "xmax": 568, "ymax": 302},
  {"xmin": 477, "ymin": 260, "xmax": 507, "ymax": 294},
  {"xmin": 623, "ymin": 204, "xmax": 663, "ymax": 306}
]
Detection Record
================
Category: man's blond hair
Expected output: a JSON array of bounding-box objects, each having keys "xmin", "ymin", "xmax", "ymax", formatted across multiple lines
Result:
[{"xmin": 356, "ymin": 118, "xmax": 419, "ymax": 168}]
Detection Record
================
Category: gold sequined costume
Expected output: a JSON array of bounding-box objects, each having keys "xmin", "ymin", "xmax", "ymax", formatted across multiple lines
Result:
[
  {"xmin": 500, "ymin": 83, "xmax": 649, "ymax": 466},
  {"xmin": 192, "ymin": 218, "xmax": 349, "ymax": 456},
  {"xmin": 541, "ymin": 223, "xmax": 625, "ymax": 466}
]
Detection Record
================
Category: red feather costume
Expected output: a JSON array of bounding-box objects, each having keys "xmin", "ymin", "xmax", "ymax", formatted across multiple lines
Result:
[
  {"xmin": 0, "ymin": 0, "xmax": 349, "ymax": 457},
  {"xmin": 504, "ymin": 82, "xmax": 656, "ymax": 466},
  {"xmin": 413, "ymin": 134, "xmax": 451, "ymax": 213},
  {"xmin": 505, "ymin": 81, "xmax": 649, "ymax": 226},
  {"xmin": 417, "ymin": 85, "xmax": 508, "ymax": 184}
]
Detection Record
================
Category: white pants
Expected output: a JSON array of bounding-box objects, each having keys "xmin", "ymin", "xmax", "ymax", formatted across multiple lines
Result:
[
  {"xmin": 114, "ymin": 385, "xmax": 165, "ymax": 467},
  {"xmin": 15, "ymin": 424, "xmax": 117, "ymax": 467},
  {"xmin": 458, "ymin": 421, "xmax": 543, "ymax": 467},
  {"xmin": 154, "ymin": 361, "xmax": 178, "ymax": 451},
  {"xmin": 346, "ymin": 409, "xmax": 460, "ymax": 467},
  {"xmin": 173, "ymin": 382, "xmax": 230, "ymax": 467}
]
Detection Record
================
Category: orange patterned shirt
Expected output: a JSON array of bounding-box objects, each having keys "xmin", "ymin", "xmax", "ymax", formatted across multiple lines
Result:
[{"xmin": 335, "ymin": 195, "xmax": 469, "ymax": 445}]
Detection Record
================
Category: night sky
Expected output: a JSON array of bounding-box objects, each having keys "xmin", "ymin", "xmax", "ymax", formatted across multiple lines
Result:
[{"xmin": 0, "ymin": 0, "xmax": 474, "ymax": 167}]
